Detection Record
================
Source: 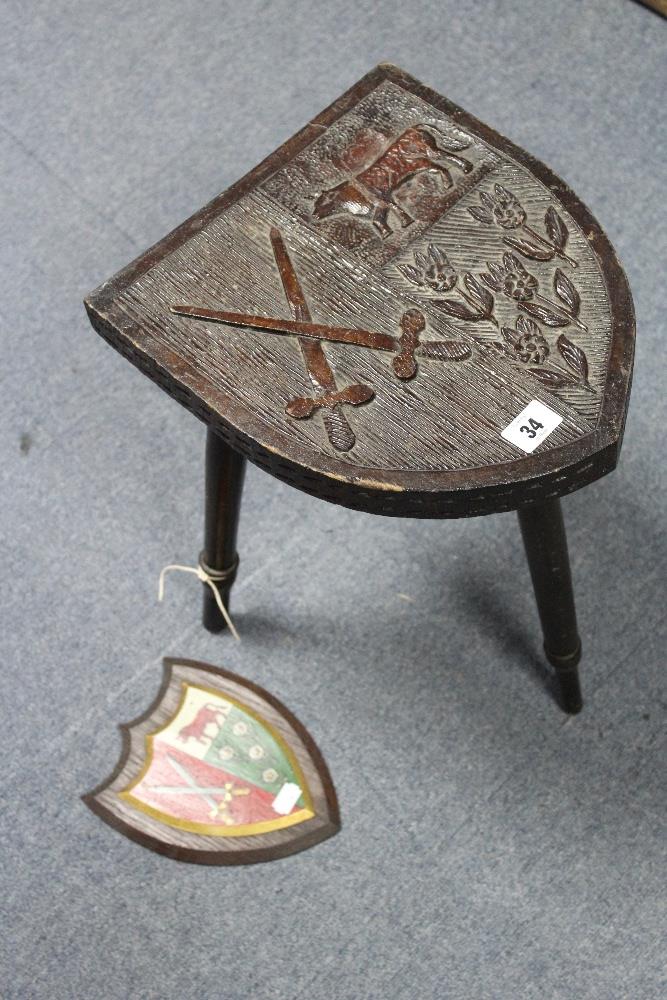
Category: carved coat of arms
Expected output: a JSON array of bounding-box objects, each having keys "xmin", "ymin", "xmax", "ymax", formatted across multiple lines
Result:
[{"xmin": 86, "ymin": 66, "xmax": 631, "ymax": 516}]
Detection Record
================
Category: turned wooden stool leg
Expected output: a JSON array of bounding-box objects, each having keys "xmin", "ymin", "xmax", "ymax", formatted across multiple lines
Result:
[
  {"xmin": 202, "ymin": 428, "xmax": 246, "ymax": 633},
  {"xmin": 517, "ymin": 498, "xmax": 583, "ymax": 714}
]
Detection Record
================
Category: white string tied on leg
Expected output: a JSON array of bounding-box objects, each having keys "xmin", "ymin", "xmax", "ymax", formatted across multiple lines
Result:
[{"xmin": 158, "ymin": 557, "xmax": 240, "ymax": 641}]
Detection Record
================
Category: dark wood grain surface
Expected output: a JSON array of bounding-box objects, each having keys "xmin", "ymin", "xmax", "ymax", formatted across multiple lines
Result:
[{"xmin": 85, "ymin": 65, "xmax": 634, "ymax": 517}]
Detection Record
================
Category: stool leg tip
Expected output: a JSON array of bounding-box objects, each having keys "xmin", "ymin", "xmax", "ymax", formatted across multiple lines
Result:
[
  {"xmin": 559, "ymin": 676, "xmax": 583, "ymax": 715},
  {"xmin": 545, "ymin": 640, "xmax": 583, "ymax": 715}
]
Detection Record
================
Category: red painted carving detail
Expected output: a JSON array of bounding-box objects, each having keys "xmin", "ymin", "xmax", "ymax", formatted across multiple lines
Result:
[
  {"xmin": 178, "ymin": 703, "xmax": 226, "ymax": 745},
  {"xmin": 313, "ymin": 125, "xmax": 472, "ymax": 237}
]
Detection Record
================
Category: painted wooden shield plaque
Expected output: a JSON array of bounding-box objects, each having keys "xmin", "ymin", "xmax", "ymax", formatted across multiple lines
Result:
[{"xmin": 83, "ymin": 659, "xmax": 340, "ymax": 864}]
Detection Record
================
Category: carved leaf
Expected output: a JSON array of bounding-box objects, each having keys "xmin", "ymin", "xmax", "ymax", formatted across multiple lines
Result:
[
  {"xmin": 519, "ymin": 301, "xmax": 570, "ymax": 327},
  {"xmin": 464, "ymin": 272, "xmax": 482, "ymax": 295},
  {"xmin": 480, "ymin": 271, "xmax": 501, "ymax": 291},
  {"xmin": 479, "ymin": 288, "xmax": 494, "ymax": 317},
  {"xmin": 501, "ymin": 326, "xmax": 521, "ymax": 346},
  {"xmin": 553, "ymin": 268, "xmax": 580, "ymax": 316},
  {"xmin": 492, "ymin": 341, "xmax": 511, "ymax": 354},
  {"xmin": 434, "ymin": 300, "xmax": 482, "ymax": 321},
  {"xmin": 463, "ymin": 272, "xmax": 481, "ymax": 300},
  {"xmin": 503, "ymin": 235, "xmax": 553, "ymax": 261},
  {"xmin": 418, "ymin": 341, "xmax": 472, "ymax": 361},
  {"xmin": 526, "ymin": 367, "xmax": 579, "ymax": 389},
  {"xmin": 545, "ymin": 207, "xmax": 568, "ymax": 251},
  {"xmin": 557, "ymin": 334, "xmax": 589, "ymax": 381},
  {"xmin": 487, "ymin": 262, "xmax": 506, "ymax": 283},
  {"xmin": 398, "ymin": 265, "xmax": 422, "ymax": 285},
  {"xmin": 463, "ymin": 273, "xmax": 493, "ymax": 316},
  {"xmin": 503, "ymin": 251, "xmax": 526, "ymax": 274},
  {"xmin": 515, "ymin": 315, "xmax": 542, "ymax": 339},
  {"xmin": 468, "ymin": 205, "xmax": 493, "ymax": 224}
]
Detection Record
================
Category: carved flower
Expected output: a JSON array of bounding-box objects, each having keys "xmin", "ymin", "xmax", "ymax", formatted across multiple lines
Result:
[
  {"xmin": 481, "ymin": 253, "xmax": 538, "ymax": 302},
  {"xmin": 515, "ymin": 331, "xmax": 548, "ymax": 363},
  {"xmin": 248, "ymin": 744, "xmax": 265, "ymax": 760},
  {"xmin": 399, "ymin": 244, "xmax": 458, "ymax": 293},
  {"xmin": 469, "ymin": 184, "xmax": 526, "ymax": 230},
  {"xmin": 501, "ymin": 317, "xmax": 549, "ymax": 364},
  {"xmin": 504, "ymin": 270, "xmax": 538, "ymax": 301},
  {"xmin": 482, "ymin": 258, "xmax": 588, "ymax": 333}
]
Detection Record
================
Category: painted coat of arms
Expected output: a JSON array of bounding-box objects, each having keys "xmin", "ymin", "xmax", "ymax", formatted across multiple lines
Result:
[{"xmin": 83, "ymin": 659, "xmax": 339, "ymax": 863}]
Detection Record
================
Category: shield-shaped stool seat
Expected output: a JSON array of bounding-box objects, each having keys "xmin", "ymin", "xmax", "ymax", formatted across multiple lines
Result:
[{"xmin": 85, "ymin": 65, "xmax": 634, "ymax": 715}]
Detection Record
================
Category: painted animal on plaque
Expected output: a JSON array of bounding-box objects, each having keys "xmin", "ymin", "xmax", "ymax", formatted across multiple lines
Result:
[
  {"xmin": 312, "ymin": 124, "xmax": 473, "ymax": 238},
  {"xmin": 178, "ymin": 703, "xmax": 227, "ymax": 745}
]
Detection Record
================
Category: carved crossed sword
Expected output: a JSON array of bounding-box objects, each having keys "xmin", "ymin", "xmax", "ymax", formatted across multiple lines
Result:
[
  {"xmin": 266, "ymin": 227, "xmax": 366, "ymax": 452},
  {"xmin": 170, "ymin": 227, "xmax": 472, "ymax": 450},
  {"xmin": 172, "ymin": 303, "xmax": 472, "ymax": 380}
]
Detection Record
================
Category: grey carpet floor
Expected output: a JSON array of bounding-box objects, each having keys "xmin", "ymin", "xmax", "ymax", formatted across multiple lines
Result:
[{"xmin": 1, "ymin": 1, "xmax": 665, "ymax": 998}]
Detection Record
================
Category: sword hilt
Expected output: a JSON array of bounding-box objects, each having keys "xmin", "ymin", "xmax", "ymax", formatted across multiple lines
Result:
[
  {"xmin": 285, "ymin": 383, "xmax": 374, "ymax": 420},
  {"xmin": 392, "ymin": 309, "xmax": 426, "ymax": 380}
]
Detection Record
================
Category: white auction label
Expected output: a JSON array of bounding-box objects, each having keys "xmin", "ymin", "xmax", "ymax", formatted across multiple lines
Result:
[
  {"xmin": 501, "ymin": 400, "xmax": 563, "ymax": 453},
  {"xmin": 271, "ymin": 782, "xmax": 302, "ymax": 815}
]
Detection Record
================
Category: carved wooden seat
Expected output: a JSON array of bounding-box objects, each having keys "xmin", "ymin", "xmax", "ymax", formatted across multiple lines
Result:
[{"xmin": 85, "ymin": 65, "xmax": 634, "ymax": 715}]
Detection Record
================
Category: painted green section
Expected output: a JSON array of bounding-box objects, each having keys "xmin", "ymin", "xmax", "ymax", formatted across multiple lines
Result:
[{"xmin": 203, "ymin": 703, "xmax": 303, "ymax": 802}]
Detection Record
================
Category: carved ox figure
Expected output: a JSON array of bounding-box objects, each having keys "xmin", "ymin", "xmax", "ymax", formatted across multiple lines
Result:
[
  {"xmin": 178, "ymin": 703, "xmax": 226, "ymax": 745},
  {"xmin": 312, "ymin": 125, "xmax": 473, "ymax": 238}
]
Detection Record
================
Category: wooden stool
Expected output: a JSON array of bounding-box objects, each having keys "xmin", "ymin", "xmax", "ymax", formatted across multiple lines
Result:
[{"xmin": 85, "ymin": 65, "xmax": 634, "ymax": 715}]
